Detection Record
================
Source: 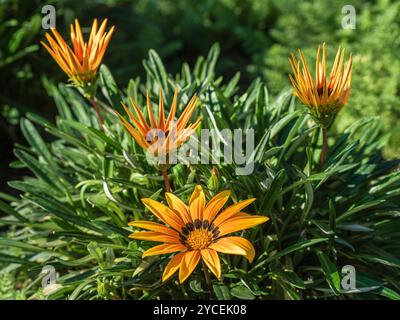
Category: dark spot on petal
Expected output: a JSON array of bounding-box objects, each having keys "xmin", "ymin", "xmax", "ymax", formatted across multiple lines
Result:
[
  {"xmin": 181, "ymin": 227, "xmax": 189, "ymax": 235},
  {"xmin": 208, "ymin": 223, "xmax": 215, "ymax": 232},
  {"xmin": 194, "ymin": 219, "xmax": 202, "ymax": 229},
  {"xmin": 186, "ymin": 223, "xmax": 194, "ymax": 231},
  {"xmin": 202, "ymin": 220, "xmax": 209, "ymax": 229}
]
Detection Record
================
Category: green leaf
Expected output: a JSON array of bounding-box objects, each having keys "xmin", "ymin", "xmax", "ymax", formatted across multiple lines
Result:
[
  {"xmin": 213, "ymin": 283, "xmax": 231, "ymax": 300},
  {"xmin": 0, "ymin": 199, "xmax": 29, "ymax": 222},
  {"xmin": 87, "ymin": 241, "xmax": 106, "ymax": 269},
  {"xmin": 272, "ymin": 267, "xmax": 306, "ymax": 289},
  {"xmin": 13, "ymin": 149, "xmax": 63, "ymax": 192},
  {"xmin": 99, "ymin": 64, "xmax": 120, "ymax": 107},
  {"xmin": 20, "ymin": 118, "xmax": 58, "ymax": 169},
  {"xmin": 254, "ymin": 238, "xmax": 328, "ymax": 269},
  {"xmin": 337, "ymin": 200, "xmax": 386, "ymax": 222},
  {"xmin": 317, "ymin": 251, "xmax": 341, "ymax": 295},
  {"xmin": 24, "ymin": 194, "xmax": 103, "ymax": 234},
  {"xmin": 230, "ymin": 284, "xmax": 255, "ymax": 300},
  {"xmin": 0, "ymin": 253, "xmax": 34, "ymax": 265},
  {"xmin": 189, "ymin": 279, "xmax": 204, "ymax": 293},
  {"xmin": 147, "ymin": 50, "xmax": 169, "ymax": 95}
]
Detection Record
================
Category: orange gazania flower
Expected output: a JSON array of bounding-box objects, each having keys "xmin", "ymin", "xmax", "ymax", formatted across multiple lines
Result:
[
  {"xmin": 41, "ymin": 18, "xmax": 114, "ymax": 89},
  {"xmin": 117, "ymin": 89, "xmax": 202, "ymax": 160},
  {"xmin": 288, "ymin": 44, "xmax": 353, "ymax": 127},
  {"xmin": 129, "ymin": 185, "xmax": 269, "ymax": 283}
]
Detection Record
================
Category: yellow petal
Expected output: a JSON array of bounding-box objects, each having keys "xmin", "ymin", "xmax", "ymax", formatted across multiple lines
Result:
[
  {"xmin": 176, "ymin": 95, "xmax": 199, "ymax": 132},
  {"xmin": 212, "ymin": 198, "xmax": 256, "ymax": 226},
  {"xmin": 165, "ymin": 192, "xmax": 192, "ymax": 224},
  {"xmin": 189, "ymin": 185, "xmax": 205, "ymax": 221},
  {"xmin": 146, "ymin": 91, "xmax": 157, "ymax": 128},
  {"xmin": 128, "ymin": 97, "xmax": 150, "ymax": 134},
  {"xmin": 158, "ymin": 88, "xmax": 165, "ymax": 130},
  {"xmin": 128, "ymin": 220, "xmax": 178, "ymax": 237},
  {"xmin": 141, "ymin": 198, "xmax": 185, "ymax": 232},
  {"xmin": 118, "ymin": 116, "xmax": 149, "ymax": 149},
  {"xmin": 218, "ymin": 214, "xmax": 269, "ymax": 237},
  {"xmin": 203, "ymin": 190, "xmax": 230, "ymax": 222},
  {"xmin": 166, "ymin": 89, "xmax": 178, "ymax": 130},
  {"xmin": 179, "ymin": 250, "xmax": 201, "ymax": 283},
  {"xmin": 143, "ymin": 243, "xmax": 186, "ymax": 258},
  {"xmin": 162, "ymin": 252, "xmax": 186, "ymax": 282},
  {"xmin": 201, "ymin": 248, "xmax": 221, "ymax": 279},
  {"xmin": 209, "ymin": 237, "xmax": 255, "ymax": 262},
  {"xmin": 128, "ymin": 231, "xmax": 179, "ymax": 244}
]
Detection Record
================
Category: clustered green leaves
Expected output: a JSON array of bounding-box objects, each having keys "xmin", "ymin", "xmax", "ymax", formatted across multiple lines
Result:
[{"xmin": 0, "ymin": 45, "xmax": 400, "ymax": 300}]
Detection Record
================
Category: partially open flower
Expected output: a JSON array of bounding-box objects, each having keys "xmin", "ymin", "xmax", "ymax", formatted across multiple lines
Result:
[
  {"xmin": 117, "ymin": 89, "xmax": 202, "ymax": 167},
  {"xmin": 41, "ymin": 18, "xmax": 114, "ymax": 94},
  {"xmin": 288, "ymin": 44, "xmax": 353, "ymax": 128},
  {"xmin": 129, "ymin": 185, "xmax": 269, "ymax": 283}
]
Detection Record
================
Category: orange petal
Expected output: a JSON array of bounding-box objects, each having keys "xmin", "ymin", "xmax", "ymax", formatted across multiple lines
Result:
[
  {"xmin": 166, "ymin": 89, "xmax": 178, "ymax": 130},
  {"xmin": 162, "ymin": 252, "xmax": 186, "ymax": 282},
  {"xmin": 179, "ymin": 250, "xmax": 201, "ymax": 283},
  {"xmin": 146, "ymin": 91, "xmax": 157, "ymax": 128},
  {"xmin": 143, "ymin": 243, "xmax": 186, "ymax": 258},
  {"xmin": 128, "ymin": 231, "xmax": 179, "ymax": 244},
  {"xmin": 165, "ymin": 192, "xmax": 192, "ymax": 224},
  {"xmin": 88, "ymin": 18, "xmax": 99, "ymax": 49},
  {"xmin": 218, "ymin": 214, "xmax": 269, "ymax": 237},
  {"xmin": 158, "ymin": 88, "xmax": 165, "ymax": 130},
  {"xmin": 176, "ymin": 95, "xmax": 199, "ymax": 132},
  {"xmin": 128, "ymin": 97, "xmax": 150, "ymax": 133},
  {"xmin": 189, "ymin": 185, "xmax": 205, "ymax": 221},
  {"xmin": 212, "ymin": 198, "xmax": 256, "ymax": 226},
  {"xmin": 128, "ymin": 220, "xmax": 178, "ymax": 237},
  {"xmin": 203, "ymin": 190, "xmax": 230, "ymax": 222},
  {"xmin": 141, "ymin": 198, "xmax": 185, "ymax": 232},
  {"xmin": 117, "ymin": 115, "xmax": 149, "ymax": 149},
  {"xmin": 201, "ymin": 249, "xmax": 221, "ymax": 279},
  {"xmin": 209, "ymin": 236, "xmax": 255, "ymax": 262},
  {"xmin": 122, "ymin": 102, "xmax": 148, "ymax": 137}
]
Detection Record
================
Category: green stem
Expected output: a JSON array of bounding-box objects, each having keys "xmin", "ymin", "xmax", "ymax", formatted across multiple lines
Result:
[
  {"xmin": 320, "ymin": 127, "xmax": 327, "ymax": 167},
  {"xmin": 89, "ymin": 97, "xmax": 104, "ymax": 126},
  {"xmin": 201, "ymin": 260, "xmax": 213, "ymax": 299}
]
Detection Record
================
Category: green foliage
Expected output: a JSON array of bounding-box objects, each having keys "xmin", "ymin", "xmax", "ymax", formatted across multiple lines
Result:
[
  {"xmin": 1, "ymin": 47, "xmax": 399, "ymax": 300},
  {"xmin": 260, "ymin": 0, "xmax": 400, "ymax": 157},
  {"xmin": 0, "ymin": 271, "xmax": 26, "ymax": 300},
  {"xmin": 1, "ymin": 0, "xmax": 400, "ymax": 158}
]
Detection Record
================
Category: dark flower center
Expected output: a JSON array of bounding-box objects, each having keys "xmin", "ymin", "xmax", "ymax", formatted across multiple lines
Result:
[{"xmin": 179, "ymin": 219, "xmax": 220, "ymax": 250}]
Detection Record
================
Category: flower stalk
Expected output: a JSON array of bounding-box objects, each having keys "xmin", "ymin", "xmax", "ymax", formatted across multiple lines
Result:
[
  {"xmin": 162, "ymin": 169, "xmax": 171, "ymax": 193},
  {"xmin": 89, "ymin": 97, "xmax": 104, "ymax": 126},
  {"xmin": 201, "ymin": 260, "xmax": 213, "ymax": 298},
  {"xmin": 320, "ymin": 127, "xmax": 328, "ymax": 167}
]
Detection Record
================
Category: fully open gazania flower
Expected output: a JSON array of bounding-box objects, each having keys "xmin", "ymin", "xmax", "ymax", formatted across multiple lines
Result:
[
  {"xmin": 117, "ymin": 89, "xmax": 202, "ymax": 162},
  {"xmin": 128, "ymin": 185, "xmax": 269, "ymax": 283},
  {"xmin": 41, "ymin": 18, "xmax": 114, "ymax": 91},
  {"xmin": 288, "ymin": 44, "xmax": 353, "ymax": 128}
]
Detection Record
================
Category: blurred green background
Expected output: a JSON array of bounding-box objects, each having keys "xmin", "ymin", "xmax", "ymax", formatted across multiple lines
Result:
[{"xmin": 1, "ymin": 0, "xmax": 399, "ymax": 193}]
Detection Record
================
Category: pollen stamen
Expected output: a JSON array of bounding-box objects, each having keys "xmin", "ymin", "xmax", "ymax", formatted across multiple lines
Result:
[{"xmin": 180, "ymin": 219, "xmax": 219, "ymax": 250}]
